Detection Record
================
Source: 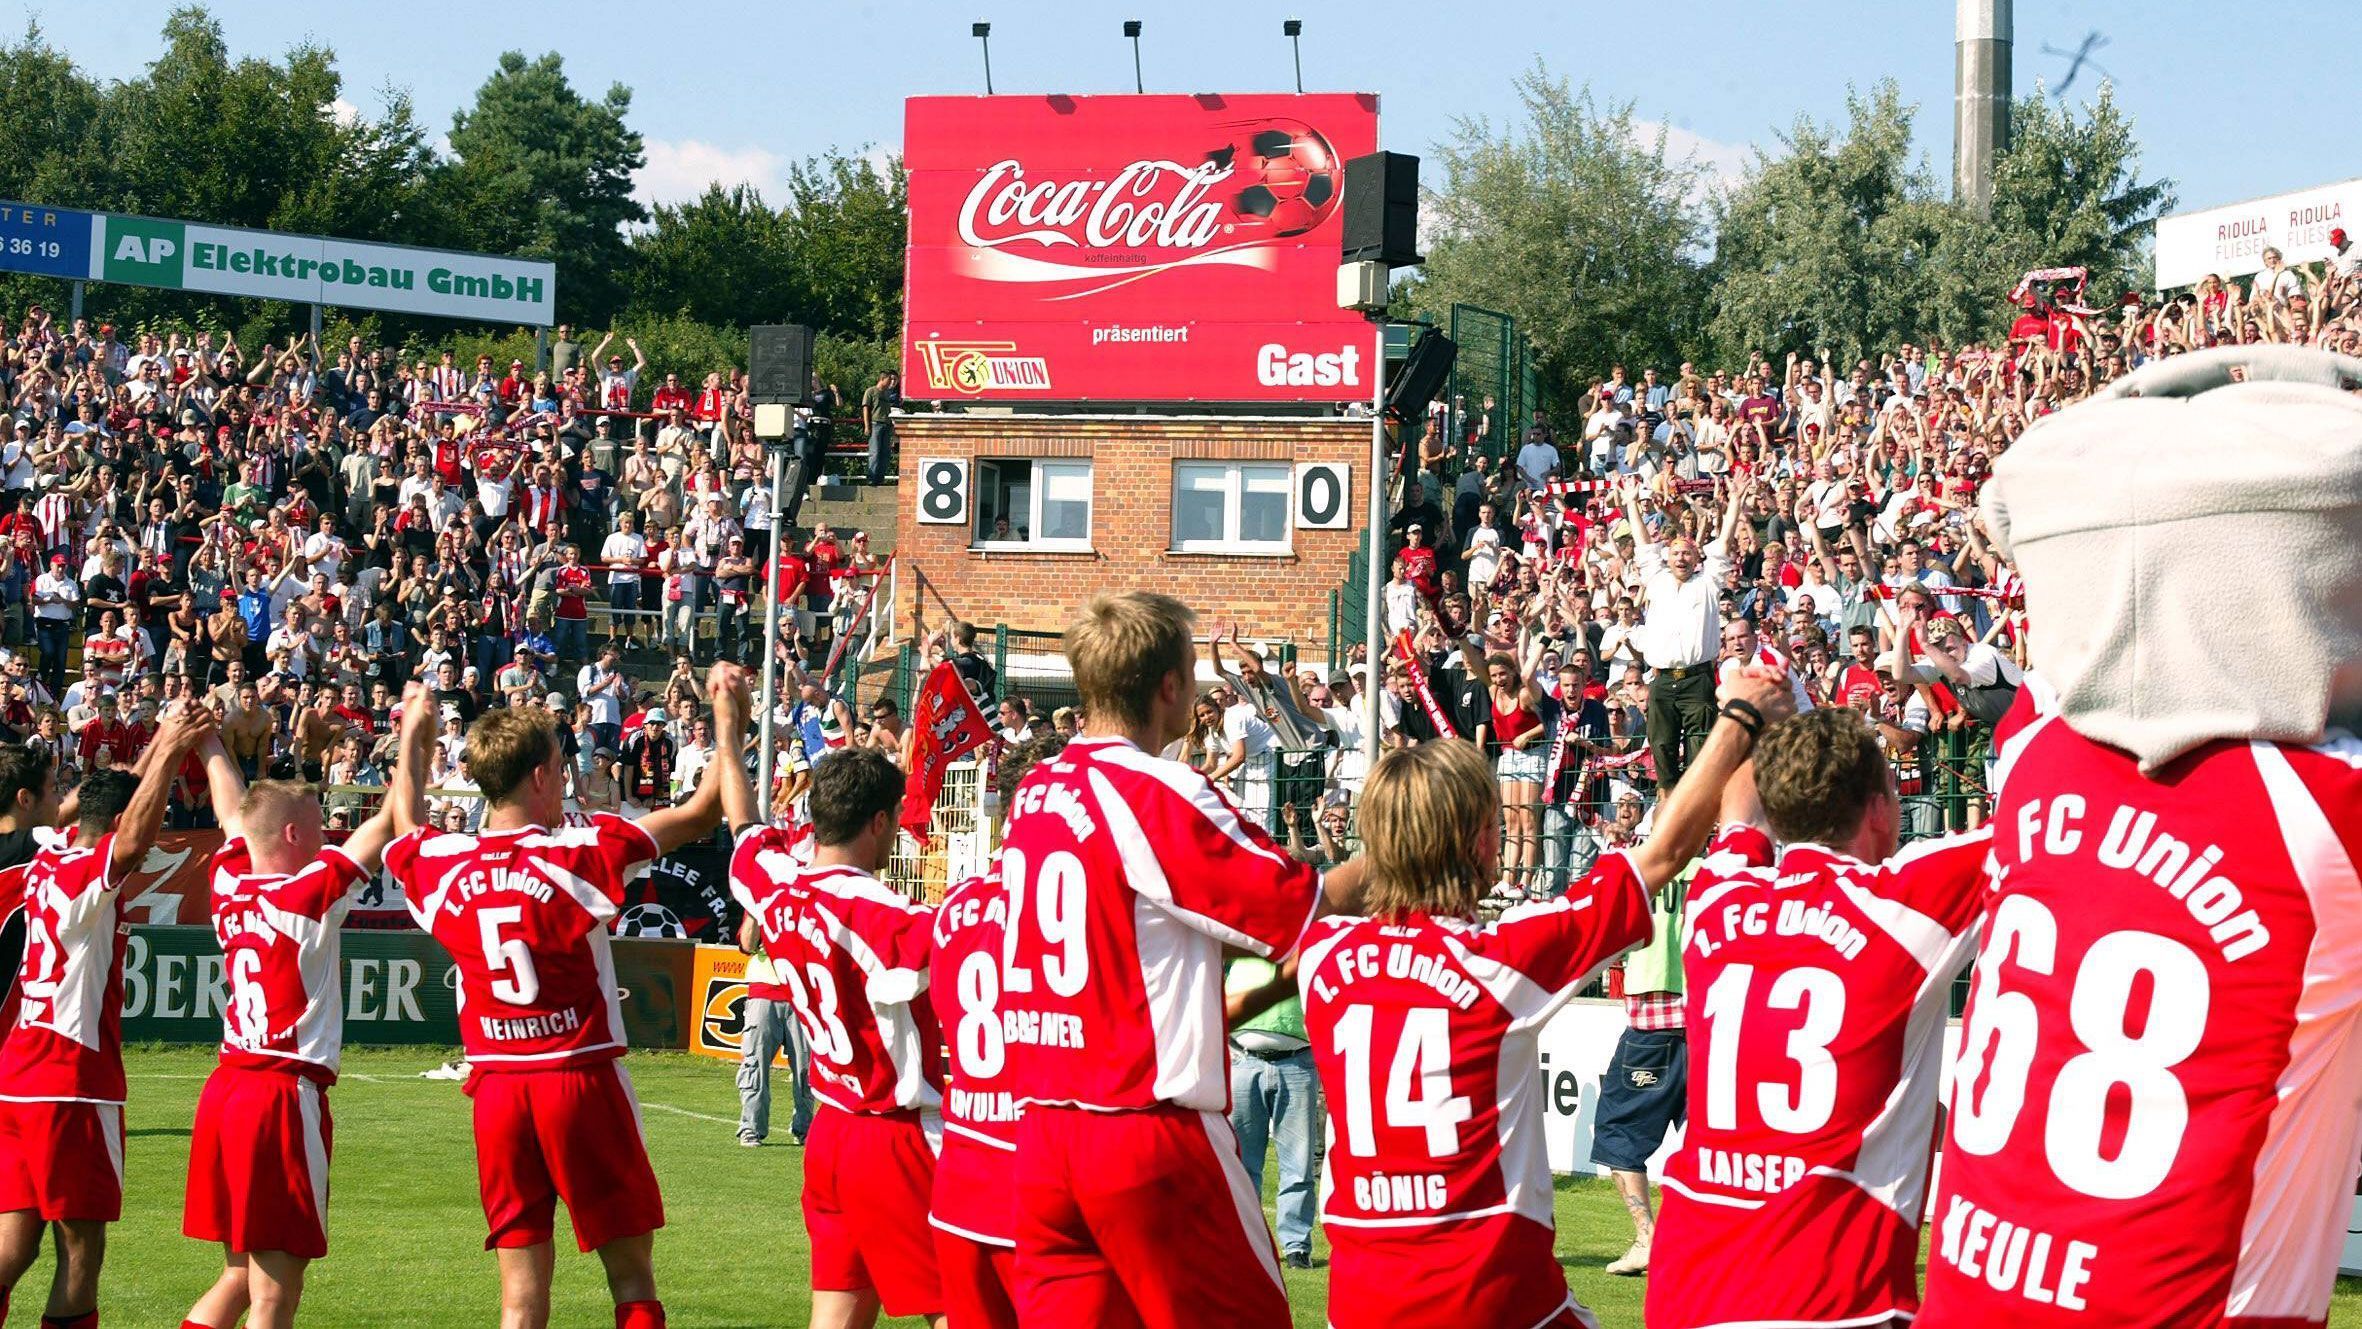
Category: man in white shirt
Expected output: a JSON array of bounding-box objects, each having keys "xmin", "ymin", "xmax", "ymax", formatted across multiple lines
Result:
[
  {"xmin": 577, "ymin": 644, "xmax": 629, "ymax": 752},
  {"xmin": 1515, "ymin": 427, "xmax": 1562, "ymax": 492},
  {"xmin": 600, "ymin": 513, "xmax": 650, "ymax": 636},
  {"xmin": 1205, "ymin": 680, "xmax": 1278, "ymax": 828},
  {"xmin": 1622, "ymin": 479, "xmax": 1739, "ymax": 792}
]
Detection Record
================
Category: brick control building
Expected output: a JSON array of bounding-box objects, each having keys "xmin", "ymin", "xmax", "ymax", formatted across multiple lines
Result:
[{"xmin": 896, "ymin": 413, "xmax": 1370, "ymax": 645}]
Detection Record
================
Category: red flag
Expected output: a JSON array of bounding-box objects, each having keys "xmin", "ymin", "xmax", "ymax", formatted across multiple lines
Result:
[{"xmin": 901, "ymin": 661, "xmax": 996, "ymax": 837}]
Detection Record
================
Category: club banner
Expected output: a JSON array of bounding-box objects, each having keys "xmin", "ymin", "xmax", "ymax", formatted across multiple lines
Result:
[
  {"xmin": 119, "ymin": 925, "xmax": 694, "ymax": 1049},
  {"xmin": 902, "ymin": 94, "xmax": 1380, "ymax": 403},
  {"xmin": 903, "ymin": 661, "xmax": 996, "ymax": 836}
]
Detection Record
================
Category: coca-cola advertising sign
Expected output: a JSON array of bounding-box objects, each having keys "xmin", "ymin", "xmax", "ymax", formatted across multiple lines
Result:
[{"xmin": 903, "ymin": 93, "xmax": 1380, "ymax": 403}]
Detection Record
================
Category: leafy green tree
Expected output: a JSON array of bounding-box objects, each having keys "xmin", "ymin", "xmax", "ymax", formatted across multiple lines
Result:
[
  {"xmin": 1409, "ymin": 62, "xmax": 1709, "ymax": 408},
  {"xmin": 1923, "ymin": 84, "xmax": 2175, "ymax": 343},
  {"xmin": 442, "ymin": 51, "xmax": 645, "ymax": 323},
  {"xmin": 0, "ymin": 22, "xmax": 105, "ymax": 207},
  {"xmin": 780, "ymin": 151, "xmax": 907, "ymax": 344},
  {"xmin": 629, "ymin": 183, "xmax": 798, "ymax": 328},
  {"xmin": 1705, "ymin": 80, "xmax": 1950, "ymax": 367}
]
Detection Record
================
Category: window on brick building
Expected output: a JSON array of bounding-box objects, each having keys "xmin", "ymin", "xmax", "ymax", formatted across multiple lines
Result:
[
  {"xmin": 1171, "ymin": 461, "xmax": 1290, "ymax": 554},
  {"xmin": 972, "ymin": 458, "xmax": 1093, "ymax": 551}
]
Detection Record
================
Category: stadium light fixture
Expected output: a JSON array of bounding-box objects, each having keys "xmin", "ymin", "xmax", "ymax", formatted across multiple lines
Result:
[
  {"xmin": 1123, "ymin": 20, "xmax": 1143, "ymax": 93},
  {"xmin": 1283, "ymin": 19, "xmax": 1303, "ymax": 93},
  {"xmin": 973, "ymin": 22, "xmax": 994, "ymax": 95}
]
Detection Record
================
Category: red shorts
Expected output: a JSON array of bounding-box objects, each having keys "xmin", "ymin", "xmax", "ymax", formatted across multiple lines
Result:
[
  {"xmin": 1015, "ymin": 1104, "xmax": 1289, "ymax": 1329},
  {"xmin": 469, "ymin": 1061, "xmax": 664, "ymax": 1252},
  {"xmin": 1326, "ymin": 1211, "xmax": 1586, "ymax": 1329},
  {"xmin": 933, "ymin": 1225, "xmax": 1018, "ymax": 1329},
  {"xmin": 804, "ymin": 1106, "xmax": 941, "ymax": 1317},
  {"xmin": 182, "ymin": 1066, "xmax": 332, "ymax": 1258},
  {"xmin": 930, "ymin": 1126, "xmax": 1016, "ymax": 1246},
  {"xmin": 1647, "ymin": 1175, "xmax": 1918, "ymax": 1329},
  {"xmin": 0, "ymin": 1098, "xmax": 123, "ymax": 1222}
]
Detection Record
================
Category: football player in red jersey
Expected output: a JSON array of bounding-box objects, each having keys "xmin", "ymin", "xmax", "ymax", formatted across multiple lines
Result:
[
  {"xmin": 1302, "ymin": 673, "xmax": 1788, "ymax": 1329},
  {"xmin": 998, "ymin": 592, "xmax": 1366, "ymax": 1329},
  {"xmin": 725, "ymin": 744, "xmax": 945, "ymax": 1329},
  {"xmin": 387, "ymin": 668, "xmax": 748, "ymax": 1329},
  {"xmin": 0, "ymin": 700, "xmax": 215, "ymax": 1329},
  {"xmin": 925, "ymin": 733, "xmax": 1068, "ymax": 1329},
  {"xmin": 1648, "ymin": 706, "xmax": 1992, "ymax": 1329},
  {"xmin": 177, "ymin": 696, "xmax": 432, "ymax": 1329}
]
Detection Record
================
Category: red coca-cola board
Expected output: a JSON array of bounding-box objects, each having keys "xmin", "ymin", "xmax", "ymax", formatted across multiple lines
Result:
[{"xmin": 902, "ymin": 93, "xmax": 1381, "ymax": 403}]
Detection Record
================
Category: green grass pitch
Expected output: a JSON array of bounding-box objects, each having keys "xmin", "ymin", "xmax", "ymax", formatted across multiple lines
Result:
[{"xmin": 64, "ymin": 1046, "xmax": 2362, "ymax": 1326}]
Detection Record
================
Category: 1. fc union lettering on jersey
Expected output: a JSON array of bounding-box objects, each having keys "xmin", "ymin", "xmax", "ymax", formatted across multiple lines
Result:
[{"xmin": 2011, "ymin": 796, "xmax": 2271, "ymax": 961}]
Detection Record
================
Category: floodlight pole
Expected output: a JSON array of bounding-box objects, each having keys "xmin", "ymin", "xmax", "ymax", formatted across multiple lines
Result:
[{"xmin": 756, "ymin": 436, "xmax": 792, "ymax": 821}]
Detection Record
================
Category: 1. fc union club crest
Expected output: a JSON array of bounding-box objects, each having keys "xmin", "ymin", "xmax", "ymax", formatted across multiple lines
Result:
[{"xmin": 911, "ymin": 339, "xmax": 1052, "ymax": 395}]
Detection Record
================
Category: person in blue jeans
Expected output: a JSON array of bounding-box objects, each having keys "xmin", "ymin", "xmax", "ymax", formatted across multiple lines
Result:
[
  {"xmin": 1226, "ymin": 956, "xmax": 1321, "ymax": 1267},
  {"xmin": 734, "ymin": 914, "xmax": 813, "ymax": 1146}
]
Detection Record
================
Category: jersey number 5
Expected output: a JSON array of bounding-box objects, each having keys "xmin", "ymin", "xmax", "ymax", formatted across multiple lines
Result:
[{"xmin": 477, "ymin": 906, "xmax": 542, "ymax": 1006}]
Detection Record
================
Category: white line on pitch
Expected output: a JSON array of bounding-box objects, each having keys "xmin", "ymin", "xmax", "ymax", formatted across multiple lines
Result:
[{"xmin": 638, "ymin": 1101, "xmax": 739, "ymax": 1127}]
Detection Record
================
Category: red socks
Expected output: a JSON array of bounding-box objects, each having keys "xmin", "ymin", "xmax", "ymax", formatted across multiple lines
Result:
[
  {"xmin": 615, "ymin": 1302, "xmax": 665, "ymax": 1329},
  {"xmin": 43, "ymin": 1313, "xmax": 97, "ymax": 1329}
]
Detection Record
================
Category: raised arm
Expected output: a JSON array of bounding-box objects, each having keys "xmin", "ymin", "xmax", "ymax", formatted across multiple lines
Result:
[
  {"xmin": 1629, "ymin": 670, "xmax": 1794, "ymax": 889},
  {"xmin": 638, "ymin": 663, "xmax": 749, "ymax": 855},
  {"xmin": 111, "ymin": 700, "xmax": 216, "ymax": 878},
  {"xmin": 199, "ymin": 733, "xmax": 248, "ymax": 842},
  {"xmin": 387, "ymin": 683, "xmax": 437, "ymax": 838}
]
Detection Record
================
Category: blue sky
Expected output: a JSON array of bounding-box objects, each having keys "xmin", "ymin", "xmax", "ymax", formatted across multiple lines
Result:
[{"xmin": 25, "ymin": 0, "xmax": 2352, "ymax": 218}]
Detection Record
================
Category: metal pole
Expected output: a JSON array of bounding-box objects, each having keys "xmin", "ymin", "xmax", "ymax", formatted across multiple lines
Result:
[
  {"xmin": 69, "ymin": 281, "xmax": 83, "ymax": 324},
  {"xmin": 1291, "ymin": 36, "xmax": 1303, "ymax": 93},
  {"xmin": 756, "ymin": 443, "xmax": 790, "ymax": 822},
  {"xmin": 309, "ymin": 304, "xmax": 323, "ymax": 389},
  {"xmin": 1131, "ymin": 39, "xmax": 1144, "ymax": 93},
  {"xmin": 536, "ymin": 327, "xmax": 550, "ymax": 376},
  {"xmin": 982, "ymin": 33, "xmax": 995, "ymax": 94},
  {"xmin": 1361, "ymin": 313, "xmax": 1387, "ymax": 772}
]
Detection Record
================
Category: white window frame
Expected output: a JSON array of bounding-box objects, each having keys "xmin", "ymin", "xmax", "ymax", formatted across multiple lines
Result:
[
  {"xmin": 970, "ymin": 458, "xmax": 1094, "ymax": 553},
  {"xmin": 1170, "ymin": 461, "xmax": 1294, "ymax": 556}
]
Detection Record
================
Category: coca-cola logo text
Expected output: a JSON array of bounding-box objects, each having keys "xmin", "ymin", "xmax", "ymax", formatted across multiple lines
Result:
[{"xmin": 957, "ymin": 159, "xmax": 1231, "ymax": 253}]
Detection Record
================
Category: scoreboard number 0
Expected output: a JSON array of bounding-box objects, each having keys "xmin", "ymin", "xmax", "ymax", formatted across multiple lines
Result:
[{"xmin": 1294, "ymin": 462, "xmax": 1350, "ymax": 530}]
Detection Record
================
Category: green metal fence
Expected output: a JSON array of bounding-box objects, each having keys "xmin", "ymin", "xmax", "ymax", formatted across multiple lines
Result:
[{"xmin": 1447, "ymin": 303, "xmax": 1535, "ymax": 466}]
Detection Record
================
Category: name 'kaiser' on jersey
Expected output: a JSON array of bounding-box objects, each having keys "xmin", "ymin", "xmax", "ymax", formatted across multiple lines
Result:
[{"xmin": 1648, "ymin": 822, "xmax": 1991, "ymax": 1329}]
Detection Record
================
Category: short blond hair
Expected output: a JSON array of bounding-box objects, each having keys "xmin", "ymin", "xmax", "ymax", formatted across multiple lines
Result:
[
  {"xmin": 1360, "ymin": 739, "xmax": 1498, "ymax": 922},
  {"xmin": 239, "ymin": 779, "xmax": 321, "ymax": 838},
  {"xmin": 1066, "ymin": 592, "xmax": 1194, "ymax": 732},
  {"xmin": 466, "ymin": 707, "xmax": 560, "ymax": 804}
]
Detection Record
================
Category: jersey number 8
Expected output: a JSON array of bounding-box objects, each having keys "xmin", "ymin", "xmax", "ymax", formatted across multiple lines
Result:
[{"xmin": 1949, "ymin": 895, "xmax": 2209, "ymax": 1201}]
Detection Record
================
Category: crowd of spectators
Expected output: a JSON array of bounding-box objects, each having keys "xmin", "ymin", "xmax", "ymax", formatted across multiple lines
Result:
[
  {"xmin": 1180, "ymin": 240, "xmax": 2362, "ymax": 903},
  {"xmin": 0, "ymin": 307, "xmax": 893, "ymax": 830}
]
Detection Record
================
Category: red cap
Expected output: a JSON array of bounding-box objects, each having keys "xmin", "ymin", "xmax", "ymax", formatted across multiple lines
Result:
[
  {"xmin": 48, "ymin": 554, "xmax": 64, "ymax": 566},
  {"xmin": 2333, "ymin": 228, "xmax": 2349, "ymax": 247}
]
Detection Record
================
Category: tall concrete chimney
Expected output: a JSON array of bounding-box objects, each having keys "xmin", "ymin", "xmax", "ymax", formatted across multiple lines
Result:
[{"xmin": 1954, "ymin": 0, "xmax": 2012, "ymax": 217}]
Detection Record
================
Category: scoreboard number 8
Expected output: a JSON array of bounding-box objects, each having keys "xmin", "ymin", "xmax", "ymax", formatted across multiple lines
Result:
[{"xmin": 917, "ymin": 458, "xmax": 969, "ymax": 524}]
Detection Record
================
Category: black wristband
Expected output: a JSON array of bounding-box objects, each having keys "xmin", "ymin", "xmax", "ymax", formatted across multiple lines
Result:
[{"xmin": 1718, "ymin": 697, "xmax": 1765, "ymax": 739}]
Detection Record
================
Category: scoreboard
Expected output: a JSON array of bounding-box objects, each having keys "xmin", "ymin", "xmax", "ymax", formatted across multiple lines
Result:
[{"xmin": 0, "ymin": 203, "xmax": 94, "ymax": 282}]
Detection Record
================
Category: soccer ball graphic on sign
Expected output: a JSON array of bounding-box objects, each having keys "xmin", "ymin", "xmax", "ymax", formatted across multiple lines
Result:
[
  {"xmin": 615, "ymin": 902, "xmax": 688, "ymax": 939},
  {"xmin": 1208, "ymin": 120, "xmax": 1340, "ymax": 238}
]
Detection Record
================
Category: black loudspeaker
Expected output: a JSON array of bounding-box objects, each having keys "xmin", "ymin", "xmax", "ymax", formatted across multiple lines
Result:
[
  {"xmin": 1386, "ymin": 327, "xmax": 1456, "ymax": 418},
  {"xmin": 749, "ymin": 324, "xmax": 813, "ymax": 405},
  {"xmin": 1341, "ymin": 152, "xmax": 1421, "ymax": 268}
]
